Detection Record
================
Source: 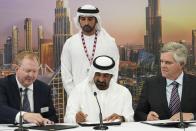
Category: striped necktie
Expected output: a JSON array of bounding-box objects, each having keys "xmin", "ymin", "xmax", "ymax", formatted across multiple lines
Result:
[
  {"xmin": 23, "ymin": 88, "xmax": 31, "ymax": 112},
  {"xmin": 169, "ymin": 81, "xmax": 180, "ymax": 116}
]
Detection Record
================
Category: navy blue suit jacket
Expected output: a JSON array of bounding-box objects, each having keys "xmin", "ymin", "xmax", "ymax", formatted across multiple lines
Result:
[
  {"xmin": 0, "ymin": 75, "xmax": 58, "ymax": 124},
  {"xmin": 134, "ymin": 73, "xmax": 196, "ymax": 121}
]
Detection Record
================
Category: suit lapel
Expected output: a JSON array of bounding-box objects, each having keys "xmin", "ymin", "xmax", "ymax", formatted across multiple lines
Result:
[
  {"xmin": 158, "ymin": 77, "xmax": 170, "ymax": 113},
  {"xmin": 9, "ymin": 75, "xmax": 21, "ymax": 109},
  {"xmin": 33, "ymin": 81, "xmax": 40, "ymax": 113},
  {"xmin": 180, "ymin": 74, "xmax": 188, "ymax": 111}
]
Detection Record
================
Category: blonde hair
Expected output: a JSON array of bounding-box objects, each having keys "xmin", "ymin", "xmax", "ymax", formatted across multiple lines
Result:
[{"xmin": 14, "ymin": 51, "xmax": 39, "ymax": 66}]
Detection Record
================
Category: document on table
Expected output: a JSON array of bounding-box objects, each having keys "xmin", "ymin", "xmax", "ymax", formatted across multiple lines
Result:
[
  {"xmin": 79, "ymin": 120, "xmax": 121, "ymax": 127},
  {"xmin": 0, "ymin": 124, "xmax": 17, "ymax": 130},
  {"xmin": 141, "ymin": 119, "xmax": 196, "ymax": 127}
]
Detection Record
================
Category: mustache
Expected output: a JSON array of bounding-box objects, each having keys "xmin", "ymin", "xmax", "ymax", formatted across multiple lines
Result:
[
  {"xmin": 96, "ymin": 81, "xmax": 106, "ymax": 85},
  {"xmin": 83, "ymin": 25, "xmax": 91, "ymax": 28},
  {"xmin": 82, "ymin": 25, "xmax": 93, "ymax": 32},
  {"xmin": 25, "ymin": 76, "xmax": 34, "ymax": 80}
]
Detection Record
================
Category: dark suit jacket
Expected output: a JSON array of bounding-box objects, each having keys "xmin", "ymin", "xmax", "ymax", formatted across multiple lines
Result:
[
  {"xmin": 134, "ymin": 73, "xmax": 196, "ymax": 121},
  {"xmin": 0, "ymin": 75, "xmax": 58, "ymax": 124}
]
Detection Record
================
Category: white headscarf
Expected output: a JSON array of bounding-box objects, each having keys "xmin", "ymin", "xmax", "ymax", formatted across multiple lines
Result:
[
  {"xmin": 88, "ymin": 55, "xmax": 116, "ymax": 84},
  {"xmin": 74, "ymin": 4, "xmax": 102, "ymax": 31}
]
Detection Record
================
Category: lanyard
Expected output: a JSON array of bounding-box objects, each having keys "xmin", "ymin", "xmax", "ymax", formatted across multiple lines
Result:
[{"xmin": 81, "ymin": 31, "xmax": 98, "ymax": 65}]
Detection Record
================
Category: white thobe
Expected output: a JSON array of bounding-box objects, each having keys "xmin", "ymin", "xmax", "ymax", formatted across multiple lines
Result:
[
  {"xmin": 61, "ymin": 30, "xmax": 119, "ymax": 96},
  {"xmin": 64, "ymin": 79, "xmax": 134, "ymax": 123}
]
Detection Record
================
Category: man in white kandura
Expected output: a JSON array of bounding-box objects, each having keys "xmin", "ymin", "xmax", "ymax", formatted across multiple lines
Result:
[
  {"xmin": 64, "ymin": 55, "xmax": 134, "ymax": 123},
  {"xmin": 61, "ymin": 4, "xmax": 119, "ymax": 96}
]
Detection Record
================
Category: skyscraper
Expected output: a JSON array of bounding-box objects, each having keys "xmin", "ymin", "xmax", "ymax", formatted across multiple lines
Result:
[
  {"xmin": 192, "ymin": 29, "xmax": 196, "ymax": 65},
  {"xmin": 144, "ymin": 0, "xmax": 162, "ymax": 64},
  {"xmin": 4, "ymin": 36, "xmax": 12, "ymax": 65},
  {"xmin": 40, "ymin": 39, "xmax": 54, "ymax": 69},
  {"xmin": 53, "ymin": 0, "xmax": 71, "ymax": 69},
  {"xmin": 38, "ymin": 25, "xmax": 44, "ymax": 61},
  {"xmin": 12, "ymin": 25, "xmax": 19, "ymax": 61},
  {"xmin": 0, "ymin": 45, "xmax": 4, "ymax": 66},
  {"xmin": 24, "ymin": 18, "xmax": 33, "ymax": 51},
  {"xmin": 119, "ymin": 45, "xmax": 126, "ymax": 61}
]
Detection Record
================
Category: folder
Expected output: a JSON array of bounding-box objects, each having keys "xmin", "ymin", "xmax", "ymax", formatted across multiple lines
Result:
[
  {"xmin": 78, "ymin": 121, "xmax": 121, "ymax": 127},
  {"xmin": 141, "ymin": 119, "xmax": 196, "ymax": 127},
  {"xmin": 27, "ymin": 124, "xmax": 78, "ymax": 130}
]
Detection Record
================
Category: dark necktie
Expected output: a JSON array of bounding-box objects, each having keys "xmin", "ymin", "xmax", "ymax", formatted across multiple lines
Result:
[
  {"xmin": 169, "ymin": 81, "xmax": 180, "ymax": 116},
  {"xmin": 23, "ymin": 88, "xmax": 31, "ymax": 112}
]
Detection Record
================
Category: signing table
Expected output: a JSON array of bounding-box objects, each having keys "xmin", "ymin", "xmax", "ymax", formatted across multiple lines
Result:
[{"xmin": 1, "ymin": 122, "xmax": 196, "ymax": 131}]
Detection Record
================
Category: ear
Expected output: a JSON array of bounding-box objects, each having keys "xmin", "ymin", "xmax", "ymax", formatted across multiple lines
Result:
[
  {"xmin": 180, "ymin": 62, "xmax": 185, "ymax": 68},
  {"xmin": 14, "ymin": 65, "xmax": 19, "ymax": 72}
]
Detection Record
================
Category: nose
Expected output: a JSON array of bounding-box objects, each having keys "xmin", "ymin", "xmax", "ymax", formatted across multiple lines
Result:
[
  {"xmin": 98, "ymin": 75, "xmax": 105, "ymax": 82},
  {"xmin": 83, "ymin": 18, "xmax": 90, "ymax": 25},
  {"xmin": 28, "ymin": 71, "xmax": 35, "ymax": 77}
]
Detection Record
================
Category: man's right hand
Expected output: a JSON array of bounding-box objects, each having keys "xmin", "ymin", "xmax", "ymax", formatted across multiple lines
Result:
[
  {"xmin": 23, "ymin": 112, "xmax": 53, "ymax": 126},
  {"xmin": 76, "ymin": 111, "xmax": 87, "ymax": 123},
  {"xmin": 147, "ymin": 111, "xmax": 159, "ymax": 121}
]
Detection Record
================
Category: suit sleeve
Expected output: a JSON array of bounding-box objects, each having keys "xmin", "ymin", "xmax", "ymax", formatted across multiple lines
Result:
[
  {"xmin": 134, "ymin": 79, "xmax": 150, "ymax": 121},
  {"xmin": 0, "ymin": 80, "xmax": 19, "ymax": 124}
]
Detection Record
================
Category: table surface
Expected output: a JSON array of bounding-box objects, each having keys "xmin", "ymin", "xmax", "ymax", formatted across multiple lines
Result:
[{"xmin": 1, "ymin": 122, "xmax": 196, "ymax": 131}]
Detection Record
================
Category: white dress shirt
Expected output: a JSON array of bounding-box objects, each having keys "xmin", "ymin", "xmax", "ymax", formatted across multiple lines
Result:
[{"xmin": 15, "ymin": 76, "xmax": 34, "ymax": 123}]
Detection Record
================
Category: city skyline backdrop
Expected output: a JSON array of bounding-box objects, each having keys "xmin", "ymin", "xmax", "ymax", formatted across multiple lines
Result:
[{"xmin": 0, "ymin": 0, "xmax": 196, "ymax": 48}]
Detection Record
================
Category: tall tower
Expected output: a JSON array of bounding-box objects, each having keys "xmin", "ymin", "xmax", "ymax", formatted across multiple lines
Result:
[
  {"xmin": 119, "ymin": 45, "xmax": 126, "ymax": 61},
  {"xmin": 24, "ymin": 18, "xmax": 33, "ymax": 51},
  {"xmin": 38, "ymin": 25, "xmax": 44, "ymax": 61},
  {"xmin": 40, "ymin": 39, "xmax": 54, "ymax": 69},
  {"xmin": 12, "ymin": 26, "xmax": 19, "ymax": 61},
  {"xmin": 53, "ymin": 0, "xmax": 71, "ymax": 69},
  {"xmin": 192, "ymin": 29, "xmax": 196, "ymax": 65},
  {"xmin": 4, "ymin": 36, "xmax": 12, "ymax": 65},
  {"xmin": 144, "ymin": 0, "xmax": 162, "ymax": 64}
]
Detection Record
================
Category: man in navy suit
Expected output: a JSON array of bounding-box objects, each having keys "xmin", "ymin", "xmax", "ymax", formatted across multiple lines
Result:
[
  {"xmin": 0, "ymin": 51, "xmax": 58, "ymax": 125},
  {"xmin": 134, "ymin": 42, "xmax": 196, "ymax": 121}
]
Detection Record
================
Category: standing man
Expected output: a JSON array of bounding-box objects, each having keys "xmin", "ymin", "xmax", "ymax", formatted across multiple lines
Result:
[
  {"xmin": 134, "ymin": 42, "xmax": 196, "ymax": 121},
  {"xmin": 61, "ymin": 4, "xmax": 119, "ymax": 96},
  {"xmin": 0, "ymin": 51, "xmax": 58, "ymax": 125},
  {"xmin": 64, "ymin": 55, "xmax": 134, "ymax": 123}
]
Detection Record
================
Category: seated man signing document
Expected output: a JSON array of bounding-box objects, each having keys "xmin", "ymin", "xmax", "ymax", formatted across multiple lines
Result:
[{"xmin": 64, "ymin": 55, "xmax": 134, "ymax": 123}]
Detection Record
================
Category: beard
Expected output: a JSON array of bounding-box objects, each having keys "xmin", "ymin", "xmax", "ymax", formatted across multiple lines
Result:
[
  {"xmin": 82, "ymin": 25, "xmax": 95, "ymax": 33},
  {"xmin": 95, "ymin": 81, "xmax": 108, "ymax": 90}
]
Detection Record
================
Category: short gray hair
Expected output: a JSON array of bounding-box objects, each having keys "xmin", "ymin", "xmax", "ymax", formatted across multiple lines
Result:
[{"xmin": 161, "ymin": 42, "xmax": 188, "ymax": 65}]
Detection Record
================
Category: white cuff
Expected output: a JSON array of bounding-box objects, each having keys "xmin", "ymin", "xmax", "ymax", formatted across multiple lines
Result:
[{"xmin": 15, "ymin": 111, "xmax": 26, "ymax": 123}]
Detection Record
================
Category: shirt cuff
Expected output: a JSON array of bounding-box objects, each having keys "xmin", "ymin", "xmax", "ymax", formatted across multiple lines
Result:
[
  {"xmin": 15, "ymin": 111, "xmax": 26, "ymax": 123},
  {"xmin": 193, "ymin": 113, "xmax": 195, "ymax": 120}
]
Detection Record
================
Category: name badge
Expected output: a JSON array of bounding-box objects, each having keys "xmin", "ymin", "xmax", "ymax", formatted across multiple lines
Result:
[{"xmin": 41, "ymin": 107, "xmax": 49, "ymax": 113}]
